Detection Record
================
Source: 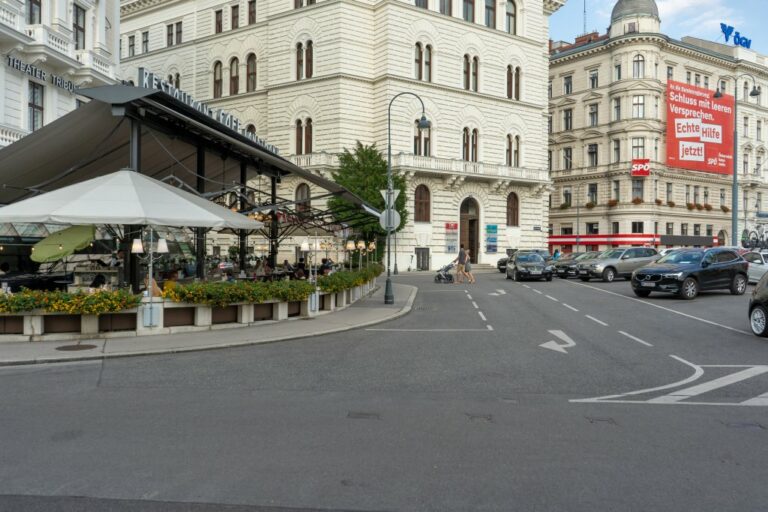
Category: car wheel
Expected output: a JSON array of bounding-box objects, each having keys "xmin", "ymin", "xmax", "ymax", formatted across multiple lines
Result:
[
  {"xmin": 602, "ymin": 268, "xmax": 616, "ymax": 282},
  {"xmin": 730, "ymin": 274, "xmax": 748, "ymax": 295},
  {"xmin": 678, "ymin": 277, "xmax": 699, "ymax": 300},
  {"xmin": 750, "ymin": 305, "xmax": 768, "ymax": 337},
  {"xmin": 633, "ymin": 289, "xmax": 651, "ymax": 298}
]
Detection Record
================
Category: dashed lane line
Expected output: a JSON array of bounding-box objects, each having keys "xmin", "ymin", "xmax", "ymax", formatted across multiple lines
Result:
[
  {"xmin": 472, "ymin": 301, "xmax": 479, "ymax": 309},
  {"xmin": 478, "ymin": 311, "xmax": 487, "ymax": 321},
  {"xmin": 366, "ymin": 328, "xmax": 494, "ymax": 332},
  {"xmin": 523, "ymin": 284, "xmax": 531, "ymax": 289},
  {"xmin": 563, "ymin": 304, "xmax": 579, "ymax": 312},
  {"xmin": 487, "ymin": 325, "xmax": 494, "ymax": 331},
  {"xmin": 585, "ymin": 315, "xmax": 608, "ymax": 326},
  {"xmin": 467, "ymin": 295, "xmax": 473, "ymax": 300},
  {"xmin": 546, "ymin": 295, "xmax": 558, "ymax": 302},
  {"xmin": 619, "ymin": 330, "xmax": 653, "ymax": 347},
  {"xmin": 533, "ymin": 289, "xmax": 543, "ymax": 295}
]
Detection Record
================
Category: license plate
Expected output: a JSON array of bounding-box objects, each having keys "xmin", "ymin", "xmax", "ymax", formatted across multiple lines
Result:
[
  {"xmin": 530, "ymin": 271, "xmax": 541, "ymax": 275},
  {"xmin": 579, "ymin": 270, "xmax": 588, "ymax": 275},
  {"xmin": 641, "ymin": 282, "xmax": 656, "ymax": 288}
]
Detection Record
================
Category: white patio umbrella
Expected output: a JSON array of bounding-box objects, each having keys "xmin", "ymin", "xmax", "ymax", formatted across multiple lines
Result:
[{"xmin": 0, "ymin": 169, "xmax": 262, "ymax": 230}]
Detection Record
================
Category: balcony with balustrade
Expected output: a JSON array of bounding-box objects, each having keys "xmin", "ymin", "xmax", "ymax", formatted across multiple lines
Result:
[{"xmin": 0, "ymin": 124, "xmax": 28, "ymax": 147}]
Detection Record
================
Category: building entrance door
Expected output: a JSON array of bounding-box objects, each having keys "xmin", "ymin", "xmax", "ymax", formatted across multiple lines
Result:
[
  {"xmin": 415, "ymin": 248, "xmax": 430, "ymax": 270},
  {"xmin": 460, "ymin": 198, "xmax": 479, "ymax": 263}
]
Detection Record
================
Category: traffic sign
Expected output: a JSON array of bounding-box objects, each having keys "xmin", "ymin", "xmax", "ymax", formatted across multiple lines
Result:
[
  {"xmin": 380, "ymin": 189, "xmax": 401, "ymax": 207},
  {"xmin": 379, "ymin": 208, "xmax": 401, "ymax": 231}
]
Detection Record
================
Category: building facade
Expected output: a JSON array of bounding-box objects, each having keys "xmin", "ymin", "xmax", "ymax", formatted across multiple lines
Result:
[
  {"xmin": 0, "ymin": 0, "xmax": 119, "ymax": 147},
  {"xmin": 548, "ymin": 0, "xmax": 768, "ymax": 252},
  {"xmin": 119, "ymin": 0, "xmax": 564, "ymax": 269}
]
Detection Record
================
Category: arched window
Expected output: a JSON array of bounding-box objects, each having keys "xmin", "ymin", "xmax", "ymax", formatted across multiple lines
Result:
[
  {"xmin": 471, "ymin": 56, "xmax": 479, "ymax": 91},
  {"xmin": 514, "ymin": 135, "xmax": 520, "ymax": 166},
  {"xmin": 506, "ymin": 65, "xmax": 513, "ymax": 99},
  {"xmin": 213, "ymin": 61, "xmax": 222, "ymax": 98},
  {"xmin": 304, "ymin": 118, "xmax": 313, "ymax": 154},
  {"xmin": 174, "ymin": 73, "xmax": 180, "ymax": 88},
  {"xmin": 505, "ymin": 0, "xmax": 516, "ymax": 34},
  {"xmin": 462, "ymin": 127, "xmax": 470, "ymax": 161},
  {"xmin": 414, "ymin": 185, "xmax": 431, "ymax": 222},
  {"xmin": 506, "ymin": 192, "xmax": 519, "ymax": 227},
  {"xmin": 413, "ymin": 119, "xmax": 431, "ymax": 156},
  {"xmin": 296, "ymin": 42, "xmax": 304, "ymax": 80},
  {"xmin": 463, "ymin": 54, "xmax": 470, "ymax": 90},
  {"xmin": 246, "ymin": 53, "xmax": 257, "ymax": 91},
  {"xmin": 296, "ymin": 183, "xmax": 310, "ymax": 213},
  {"xmin": 245, "ymin": 124, "xmax": 256, "ymax": 136},
  {"xmin": 505, "ymin": 134, "xmax": 513, "ymax": 166},
  {"xmin": 424, "ymin": 45, "xmax": 432, "ymax": 82},
  {"xmin": 471, "ymin": 128, "xmax": 479, "ymax": 161},
  {"xmin": 414, "ymin": 43, "xmax": 423, "ymax": 80},
  {"xmin": 229, "ymin": 57, "xmax": 239, "ymax": 95},
  {"xmin": 295, "ymin": 119, "xmax": 303, "ymax": 154},
  {"xmin": 633, "ymin": 54, "xmax": 644, "ymax": 78},
  {"xmin": 305, "ymin": 40, "xmax": 313, "ymax": 78},
  {"xmin": 167, "ymin": 74, "xmax": 173, "ymax": 83}
]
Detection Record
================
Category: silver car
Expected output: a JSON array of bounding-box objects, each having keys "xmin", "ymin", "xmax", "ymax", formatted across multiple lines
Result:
[
  {"xmin": 577, "ymin": 247, "xmax": 659, "ymax": 282},
  {"xmin": 743, "ymin": 251, "xmax": 768, "ymax": 283}
]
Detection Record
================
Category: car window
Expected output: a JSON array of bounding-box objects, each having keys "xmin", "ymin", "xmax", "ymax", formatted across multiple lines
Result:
[
  {"xmin": 625, "ymin": 248, "xmax": 642, "ymax": 258},
  {"xmin": 716, "ymin": 251, "xmax": 738, "ymax": 263},
  {"xmin": 646, "ymin": 249, "xmax": 658, "ymax": 257},
  {"xmin": 745, "ymin": 253, "xmax": 762, "ymax": 264},
  {"xmin": 601, "ymin": 249, "xmax": 625, "ymax": 259},
  {"xmin": 517, "ymin": 254, "xmax": 544, "ymax": 263},
  {"xmin": 658, "ymin": 251, "xmax": 704, "ymax": 264}
]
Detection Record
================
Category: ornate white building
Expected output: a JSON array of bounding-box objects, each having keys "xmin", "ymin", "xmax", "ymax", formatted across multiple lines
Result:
[
  {"xmin": 0, "ymin": 0, "xmax": 119, "ymax": 147},
  {"xmin": 119, "ymin": 0, "xmax": 564, "ymax": 269},
  {"xmin": 548, "ymin": 0, "xmax": 768, "ymax": 252}
]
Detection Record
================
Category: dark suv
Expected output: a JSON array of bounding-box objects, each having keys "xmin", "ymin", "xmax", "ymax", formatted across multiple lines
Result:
[{"xmin": 631, "ymin": 248, "xmax": 748, "ymax": 300}]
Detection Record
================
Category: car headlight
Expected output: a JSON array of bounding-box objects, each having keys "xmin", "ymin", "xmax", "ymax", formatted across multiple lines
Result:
[{"xmin": 663, "ymin": 272, "xmax": 684, "ymax": 280}]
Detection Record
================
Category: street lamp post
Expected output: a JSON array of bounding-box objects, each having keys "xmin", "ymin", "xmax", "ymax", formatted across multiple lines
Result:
[
  {"xmin": 385, "ymin": 92, "xmax": 431, "ymax": 305},
  {"xmin": 715, "ymin": 75, "xmax": 761, "ymax": 246}
]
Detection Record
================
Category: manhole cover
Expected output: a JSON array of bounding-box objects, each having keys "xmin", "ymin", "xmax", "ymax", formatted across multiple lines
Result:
[{"xmin": 55, "ymin": 344, "xmax": 97, "ymax": 351}]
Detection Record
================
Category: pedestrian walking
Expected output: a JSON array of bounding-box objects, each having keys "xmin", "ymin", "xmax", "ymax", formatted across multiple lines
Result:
[
  {"xmin": 453, "ymin": 244, "xmax": 466, "ymax": 284},
  {"xmin": 553, "ymin": 249, "xmax": 561, "ymax": 260},
  {"xmin": 464, "ymin": 249, "xmax": 476, "ymax": 284}
]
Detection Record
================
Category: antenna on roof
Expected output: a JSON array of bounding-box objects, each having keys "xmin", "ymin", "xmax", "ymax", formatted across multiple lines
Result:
[{"xmin": 583, "ymin": 0, "xmax": 587, "ymax": 34}]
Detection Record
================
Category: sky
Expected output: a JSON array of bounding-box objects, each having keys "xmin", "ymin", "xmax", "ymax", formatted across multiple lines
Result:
[{"xmin": 550, "ymin": 0, "xmax": 766, "ymax": 55}]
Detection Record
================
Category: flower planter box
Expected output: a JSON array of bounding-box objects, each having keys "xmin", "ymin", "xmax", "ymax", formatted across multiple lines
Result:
[
  {"xmin": 163, "ymin": 307, "xmax": 195, "ymax": 327},
  {"xmin": 253, "ymin": 303, "xmax": 272, "ymax": 321},
  {"xmin": 43, "ymin": 314, "xmax": 81, "ymax": 334},
  {"xmin": 99, "ymin": 313, "xmax": 137, "ymax": 333},
  {"xmin": 0, "ymin": 316, "xmax": 23, "ymax": 334},
  {"xmin": 321, "ymin": 293, "xmax": 334, "ymax": 311},
  {"xmin": 212, "ymin": 305, "xmax": 238, "ymax": 324}
]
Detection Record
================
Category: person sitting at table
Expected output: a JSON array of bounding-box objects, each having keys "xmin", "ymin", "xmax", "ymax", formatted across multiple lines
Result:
[
  {"xmin": 283, "ymin": 259, "xmax": 295, "ymax": 273},
  {"xmin": 295, "ymin": 268, "xmax": 306, "ymax": 280},
  {"xmin": 296, "ymin": 257, "xmax": 306, "ymax": 273},
  {"xmin": 90, "ymin": 273, "xmax": 106, "ymax": 289},
  {"xmin": 0, "ymin": 262, "xmax": 10, "ymax": 276},
  {"xmin": 254, "ymin": 258, "xmax": 266, "ymax": 278},
  {"xmin": 320, "ymin": 258, "xmax": 333, "ymax": 276}
]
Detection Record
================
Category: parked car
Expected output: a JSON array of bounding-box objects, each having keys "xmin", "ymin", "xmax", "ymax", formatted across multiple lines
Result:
[
  {"xmin": 742, "ymin": 251, "xmax": 768, "ymax": 283},
  {"xmin": 496, "ymin": 249, "xmax": 519, "ymax": 273},
  {"xmin": 553, "ymin": 251, "xmax": 600, "ymax": 278},
  {"xmin": 506, "ymin": 252, "xmax": 554, "ymax": 281},
  {"xmin": 577, "ymin": 247, "xmax": 659, "ymax": 282},
  {"xmin": 631, "ymin": 248, "xmax": 748, "ymax": 300},
  {"xmin": 748, "ymin": 272, "xmax": 768, "ymax": 336}
]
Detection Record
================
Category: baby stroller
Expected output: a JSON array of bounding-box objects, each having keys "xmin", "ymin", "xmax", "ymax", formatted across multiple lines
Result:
[{"xmin": 434, "ymin": 262, "xmax": 455, "ymax": 283}]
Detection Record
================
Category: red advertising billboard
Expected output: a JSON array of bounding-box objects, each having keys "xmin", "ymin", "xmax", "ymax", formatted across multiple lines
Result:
[
  {"xmin": 666, "ymin": 80, "xmax": 734, "ymax": 174},
  {"xmin": 631, "ymin": 159, "xmax": 651, "ymax": 176}
]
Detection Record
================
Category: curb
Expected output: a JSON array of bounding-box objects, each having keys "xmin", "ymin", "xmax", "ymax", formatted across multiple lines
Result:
[{"xmin": 0, "ymin": 285, "xmax": 419, "ymax": 367}]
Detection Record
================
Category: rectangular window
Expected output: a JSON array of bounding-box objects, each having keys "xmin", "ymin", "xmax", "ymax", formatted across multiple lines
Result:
[
  {"xmin": 215, "ymin": 10, "xmax": 223, "ymax": 33},
  {"xmin": 562, "ymin": 186, "xmax": 572, "ymax": 206},
  {"xmin": 757, "ymin": 154, "xmax": 763, "ymax": 175},
  {"xmin": 563, "ymin": 75, "xmax": 572, "ymax": 94},
  {"xmin": 758, "ymin": 120, "xmax": 762, "ymax": 141},
  {"xmin": 73, "ymin": 4, "xmax": 86, "ymax": 50},
  {"xmin": 613, "ymin": 180, "xmax": 620, "ymax": 201},
  {"xmin": 632, "ymin": 95, "xmax": 645, "ymax": 118},
  {"xmin": 631, "ymin": 221, "xmax": 644, "ymax": 234},
  {"xmin": 440, "ymin": 0, "xmax": 451, "ymax": 15},
  {"xmin": 175, "ymin": 22, "xmax": 182, "ymax": 44},
  {"xmin": 613, "ymin": 98, "xmax": 621, "ymax": 121},
  {"xmin": 666, "ymin": 182, "xmax": 672, "ymax": 202},
  {"xmin": 589, "ymin": 70, "xmax": 598, "ymax": 89},
  {"xmin": 744, "ymin": 116, "xmax": 749, "ymax": 138},
  {"xmin": 694, "ymin": 73, "xmax": 701, "ymax": 87},
  {"xmin": 693, "ymin": 185, "xmax": 700, "ymax": 204},
  {"xmin": 548, "ymin": 81, "xmax": 552, "ymax": 99},
  {"xmin": 666, "ymin": 66, "xmax": 673, "ymax": 81},
  {"xmin": 142, "ymin": 31, "xmax": 149, "ymax": 53},
  {"xmin": 128, "ymin": 35, "xmax": 135, "ymax": 57},
  {"xmin": 588, "ymin": 104, "xmax": 598, "ymax": 127},
  {"xmin": 548, "ymin": 150, "xmax": 552, "ymax": 171},
  {"xmin": 685, "ymin": 185, "xmax": 691, "ymax": 203},
  {"xmin": 631, "ymin": 137, "xmax": 645, "ymax": 159},
  {"xmin": 704, "ymin": 187, "xmax": 709, "ymax": 204},
  {"xmin": 28, "ymin": 81, "xmax": 44, "ymax": 132},
  {"xmin": 588, "ymin": 144, "xmax": 598, "ymax": 167},
  {"xmin": 704, "ymin": 76, "xmax": 709, "ymax": 89},
  {"xmin": 27, "ymin": 0, "xmax": 41, "ymax": 23},
  {"xmin": 633, "ymin": 57, "xmax": 644, "ymax": 78},
  {"xmin": 167, "ymin": 24, "xmax": 173, "ymax": 46},
  {"xmin": 681, "ymin": 223, "xmax": 688, "ymax": 235},
  {"xmin": 614, "ymin": 64, "xmax": 621, "ymax": 81},
  {"xmin": 613, "ymin": 139, "xmax": 621, "ymax": 163},
  {"xmin": 462, "ymin": 0, "xmax": 474, "ymax": 22},
  {"xmin": 484, "ymin": 0, "xmax": 495, "ymax": 27},
  {"xmin": 720, "ymin": 188, "xmax": 726, "ymax": 205},
  {"xmin": 548, "ymin": 117, "xmax": 552, "ymax": 134},
  {"xmin": 612, "ymin": 222, "xmax": 620, "ymax": 234},
  {"xmin": 248, "ymin": 0, "xmax": 256, "ymax": 23},
  {"xmin": 666, "ymin": 222, "xmax": 673, "ymax": 235},
  {"xmin": 588, "ymin": 183, "xmax": 598, "ymax": 204},
  {"xmin": 744, "ymin": 153, "xmax": 750, "ymax": 175},
  {"xmin": 563, "ymin": 109, "xmax": 572, "ymax": 131},
  {"xmin": 563, "ymin": 147, "xmax": 573, "ymax": 170},
  {"xmin": 416, "ymin": 0, "xmax": 428, "ymax": 8},
  {"xmin": 686, "ymin": 71, "xmax": 691, "ymax": 84},
  {"xmin": 586, "ymin": 222, "xmax": 599, "ymax": 235},
  {"xmin": 231, "ymin": 5, "xmax": 239, "ymax": 29},
  {"xmin": 706, "ymin": 224, "xmax": 713, "ymax": 237},
  {"xmin": 561, "ymin": 225, "xmax": 573, "ymax": 235},
  {"xmin": 694, "ymin": 224, "xmax": 701, "ymax": 236},
  {"xmin": 720, "ymin": 80, "xmax": 726, "ymax": 93},
  {"xmin": 632, "ymin": 178, "xmax": 644, "ymax": 200}
]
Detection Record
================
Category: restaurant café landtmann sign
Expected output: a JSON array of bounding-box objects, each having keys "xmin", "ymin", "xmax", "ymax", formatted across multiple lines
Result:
[{"xmin": 137, "ymin": 68, "xmax": 279, "ymax": 155}]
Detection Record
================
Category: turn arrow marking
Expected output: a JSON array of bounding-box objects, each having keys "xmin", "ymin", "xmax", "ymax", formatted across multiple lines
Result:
[{"xmin": 539, "ymin": 330, "xmax": 576, "ymax": 354}]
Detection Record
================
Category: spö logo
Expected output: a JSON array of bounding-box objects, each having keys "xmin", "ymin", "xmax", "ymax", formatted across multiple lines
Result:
[{"xmin": 721, "ymin": 23, "xmax": 752, "ymax": 49}]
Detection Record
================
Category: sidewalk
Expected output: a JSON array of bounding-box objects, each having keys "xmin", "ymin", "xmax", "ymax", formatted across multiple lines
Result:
[{"xmin": 0, "ymin": 283, "xmax": 417, "ymax": 366}]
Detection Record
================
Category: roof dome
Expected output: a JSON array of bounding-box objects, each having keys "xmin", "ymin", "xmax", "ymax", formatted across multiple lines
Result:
[{"xmin": 611, "ymin": 0, "xmax": 659, "ymax": 21}]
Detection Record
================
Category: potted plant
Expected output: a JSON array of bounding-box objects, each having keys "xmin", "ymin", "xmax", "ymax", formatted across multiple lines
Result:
[
  {"xmin": 667, "ymin": 201, "xmax": 676, "ymax": 207},
  {"xmin": 655, "ymin": 199, "xmax": 663, "ymax": 206},
  {"xmin": 585, "ymin": 201, "xmax": 596, "ymax": 209},
  {"xmin": 695, "ymin": 203, "xmax": 704, "ymax": 211},
  {"xmin": 631, "ymin": 197, "xmax": 644, "ymax": 205},
  {"xmin": 607, "ymin": 199, "xmax": 619, "ymax": 208},
  {"xmin": 686, "ymin": 202, "xmax": 695, "ymax": 210},
  {"xmin": 704, "ymin": 203, "xmax": 713, "ymax": 211},
  {"xmin": 721, "ymin": 205, "xmax": 731, "ymax": 213},
  {"xmin": 559, "ymin": 202, "xmax": 570, "ymax": 210}
]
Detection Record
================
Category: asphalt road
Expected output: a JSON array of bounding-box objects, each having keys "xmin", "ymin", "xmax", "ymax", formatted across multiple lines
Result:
[{"xmin": 1, "ymin": 272, "xmax": 767, "ymax": 511}]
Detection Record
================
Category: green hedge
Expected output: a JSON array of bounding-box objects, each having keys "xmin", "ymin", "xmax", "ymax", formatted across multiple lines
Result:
[
  {"xmin": 0, "ymin": 289, "xmax": 141, "ymax": 315},
  {"xmin": 317, "ymin": 264, "xmax": 383, "ymax": 293}
]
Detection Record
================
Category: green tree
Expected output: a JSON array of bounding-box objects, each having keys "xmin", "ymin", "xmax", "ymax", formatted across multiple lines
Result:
[{"xmin": 328, "ymin": 141, "xmax": 408, "ymax": 240}]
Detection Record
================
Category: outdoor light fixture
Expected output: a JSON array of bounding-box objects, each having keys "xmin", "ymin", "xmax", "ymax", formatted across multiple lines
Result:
[
  {"xmin": 156, "ymin": 238, "xmax": 169, "ymax": 254},
  {"xmin": 300, "ymin": 240, "xmax": 310, "ymax": 252},
  {"xmin": 345, "ymin": 240, "xmax": 355, "ymax": 251},
  {"xmin": 356, "ymin": 240, "xmax": 365, "ymax": 250},
  {"xmin": 131, "ymin": 238, "xmax": 144, "ymax": 254}
]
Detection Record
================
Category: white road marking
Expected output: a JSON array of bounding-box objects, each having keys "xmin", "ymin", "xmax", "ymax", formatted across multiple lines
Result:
[
  {"xmin": 466, "ymin": 294, "xmax": 473, "ymax": 300},
  {"xmin": 523, "ymin": 284, "xmax": 530, "ymax": 289},
  {"xmin": 489, "ymin": 293, "xmax": 499, "ymax": 296},
  {"xmin": 741, "ymin": 391, "xmax": 768, "ymax": 406},
  {"xmin": 563, "ymin": 304, "xmax": 579, "ymax": 312},
  {"xmin": 366, "ymin": 328, "xmax": 492, "ymax": 332},
  {"xmin": 647, "ymin": 366, "xmax": 768, "ymax": 404},
  {"xmin": 539, "ymin": 330, "xmax": 577, "ymax": 354},
  {"xmin": 533, "ymin": 289, "xmax": 543, "ymax": 295},
  {"xmin": 487, "ymin": 325, "xmax": 494, "ymax": 331},
  {"xmin": 585, "ymin": 315, "xmax": 608, "ymax": 326},
  {"xmin": 565, "ymin": 280, "xmax": 751, "ymax": 335},
  {"xmin": 472, "ymin": 301, "xmax": 479, "ymax": 309},
  {"xmin": 618, "ymin": 330, "xmax": 653, "ymax": 347},
  {"xmin": 478, "ymin": 311, "xmax": 487, "ymax": 321},
  {"xmin": 495, "ymin": 289, "xmax": 507, "ymax": 295},
  {"xmin": 546, "ymin": 295, "xmax": 558, "ymax": 302}
]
